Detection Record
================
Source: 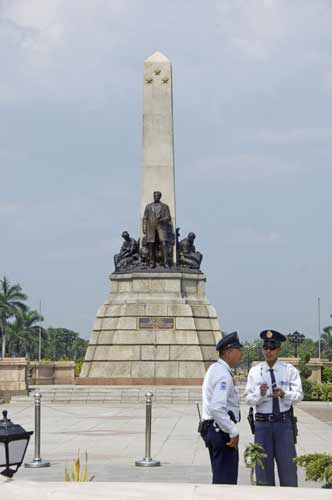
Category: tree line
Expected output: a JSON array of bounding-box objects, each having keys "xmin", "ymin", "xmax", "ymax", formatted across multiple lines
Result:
[
  {"xmin": 0, "ymin": 277, "xmax": 87, "ymax": 361},
  {"xmin": 241, "ymin": 329, "xmax": 332, "ymax": 370},
  {"xmin": 1, "ymin": 276, "xmax": 332, "ymax": 364}
]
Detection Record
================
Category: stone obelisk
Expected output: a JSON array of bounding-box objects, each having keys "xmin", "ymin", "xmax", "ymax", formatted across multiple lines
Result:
[
  {"xmin": 141, "ymin": 51, "xmax": 176, "ymax": 240},
  {"xmin": 80, "ymin": 52, "xmax": 222, "ymax": 385}
]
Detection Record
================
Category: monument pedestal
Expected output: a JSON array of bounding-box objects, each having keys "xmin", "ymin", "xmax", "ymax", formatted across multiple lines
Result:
[{"xmin": 80, "ymin": 272, "xmax": 220, "ymax": 385}]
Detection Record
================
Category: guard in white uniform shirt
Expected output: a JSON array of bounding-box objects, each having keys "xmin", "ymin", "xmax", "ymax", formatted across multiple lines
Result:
[
  {"xmin": 202, "ymin": 332, "xmax": 243, "ymax": 484},
  {"xmin": 245, "ymin": 330, "xmax": 303, "ymax": 487}
]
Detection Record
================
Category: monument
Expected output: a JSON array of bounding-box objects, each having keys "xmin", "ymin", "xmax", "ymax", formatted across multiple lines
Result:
[{"xmin": 80, "ymin": 52, "xmax": 221, "ymax": 384}]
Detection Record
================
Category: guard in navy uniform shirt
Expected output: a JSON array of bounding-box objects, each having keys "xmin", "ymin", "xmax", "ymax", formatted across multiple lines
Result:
[
  {"xmin": 202, "ymin": 332, "xmax": 243, "ymax": 484},
  {"xmin": 245, "ymin": 330, "xmax": 303, "ymax": 487}
]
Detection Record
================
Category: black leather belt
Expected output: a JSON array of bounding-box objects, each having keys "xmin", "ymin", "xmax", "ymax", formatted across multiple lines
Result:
[{"xmin": 255, "ymin": 409, "xmax": 292, "ymax": 423}]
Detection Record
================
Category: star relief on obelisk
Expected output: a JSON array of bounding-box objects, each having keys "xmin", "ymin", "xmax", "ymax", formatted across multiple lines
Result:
[
  {"xmin": 144, "ymin": 73, "xmax": 169, "ymax": 85},
  {"xmin": 144, "ymin": 51, "xmax": 170, "ymax": 85}
]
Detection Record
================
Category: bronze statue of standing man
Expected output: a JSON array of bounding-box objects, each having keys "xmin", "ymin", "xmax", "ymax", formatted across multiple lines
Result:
[{"xmin": 142, "ymin": 191, "xmax": 174, "ymax": 268}]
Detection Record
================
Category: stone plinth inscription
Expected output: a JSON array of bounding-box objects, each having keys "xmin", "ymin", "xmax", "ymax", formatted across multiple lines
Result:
[{"xmin": 138, "ymin": 317, "xmax": 174, "ymax": 330}]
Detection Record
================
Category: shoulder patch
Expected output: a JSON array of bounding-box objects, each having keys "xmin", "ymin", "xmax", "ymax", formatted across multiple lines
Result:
[{"xmin": 220, "ymin": 380, "xmax": 227, "ymax": 391}]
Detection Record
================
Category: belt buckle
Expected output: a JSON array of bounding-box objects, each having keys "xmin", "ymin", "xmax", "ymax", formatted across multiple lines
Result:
[{"xmin": 268, "ymin": 414, "xmax": 275, "ymax": 422}]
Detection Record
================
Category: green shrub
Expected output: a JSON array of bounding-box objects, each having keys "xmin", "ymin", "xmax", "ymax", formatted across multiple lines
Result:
[
  {"xmin": 310, "ymin": 382, "xmax": 332, "ymax": 402},
  {"xmin": 298, "ymin": 352, "xmax": 312, "ymax": 379},
  {"xmin": 322, "ymin": 367, "xmax": 332, "ymax": 383},
  {"xmin": 298, "ymin": 353, "xmax": 313, "ymax": 400},
  {"xmin": 294, "ymin": 453, "xmax": 332, "ymax": 488},
  {"xmin": 302, "ymin": 378, "xmax": 313, "ymax": 400},
  {"xmin": 243, "ymin": 442, "xmax": 267, "ymax": 485},
  {"xmin": 75, "ymin": 360, "xmax": 84, "ymax": 377}
]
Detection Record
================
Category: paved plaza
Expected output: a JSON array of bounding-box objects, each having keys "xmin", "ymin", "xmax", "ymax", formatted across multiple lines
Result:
[
  {"xmin": 2, "ymin": 397, "xmax": 332, "ymax": 488},
  {"xmin": 1, "ymin": 481, "xmax": 331, "ymax": 500}
]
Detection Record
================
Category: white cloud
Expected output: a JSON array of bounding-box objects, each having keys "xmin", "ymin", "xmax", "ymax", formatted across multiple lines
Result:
[
  {"xmin": 187, "ymin": 155, "xmax": 301, "ymax": 182},
  {"xmin": 217, "ymin": 0, "xmax": 332, "ymax": 64},
  {"xmin": 228, "ymin": 226, "xmax": 282, "ymax": 245},
  {"xmin": 324, "ymin": 70, "xmax": 332, "ymax": 91},
  {"xmin": 0, "ymin": 201, "xmax": 24, "ymax": 214},
  {"xmin": 258, "ymin": 127, "xmax": 332, "ymax": 145},
  {"xmin": 0, "ymin": 0, "xmax": 138, "ymax": 102},
  {"xmin": 43, "ymin": 236, "xmax": 117, "ymax": 262}
]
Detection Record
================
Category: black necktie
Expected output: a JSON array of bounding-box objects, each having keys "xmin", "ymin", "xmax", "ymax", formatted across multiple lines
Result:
[{"xmin": 269, "ymin": 368, "xmax": 281, "ymax": 416}]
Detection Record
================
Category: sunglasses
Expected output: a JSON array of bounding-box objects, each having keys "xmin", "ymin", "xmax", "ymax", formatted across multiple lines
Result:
[{"xmin": 262, "ymin": 345, "xmax": 279, "ymax": 351}]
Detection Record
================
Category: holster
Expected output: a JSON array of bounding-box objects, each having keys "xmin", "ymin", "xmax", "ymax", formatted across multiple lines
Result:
[
  {"xmin": 198, "ymin": 419, "xmax": 212, "ymax": 446},
  {"xmin": 228, "ymin": 410, "xmax": 237, "ymax": 424},
  {"xmin": 290, "ymin": 406, "xmax": 298, "ymax": 444},
  {"xmin": 247, "ymin": 407, "xmax": 255, "ymax": 434}
]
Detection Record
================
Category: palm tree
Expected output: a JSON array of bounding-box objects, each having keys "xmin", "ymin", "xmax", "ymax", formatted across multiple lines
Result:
[
  {"xmin": 322, "ymin": 326, "xmax": 332, "ymax": 361},
  {"xmin": 7, "ymin": 309, "xmax": 43, "ymax": 358},
  {"xmin": 0, "ymin": 277, "xmax": 28, "ymax": 358}
]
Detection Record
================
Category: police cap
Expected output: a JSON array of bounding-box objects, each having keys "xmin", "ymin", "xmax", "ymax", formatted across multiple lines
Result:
[
  {"xmin": 216, "ymin": 331, "xmax": 243, "ymax": 352},
  {"xmin": 260, "ymin": 329, "xmax": 286, "ymax": 348}
]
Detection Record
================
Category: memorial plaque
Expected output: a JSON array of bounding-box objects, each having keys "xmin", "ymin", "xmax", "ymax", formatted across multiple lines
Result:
[{"xmin": 138, "ymin": 317, "xmax": 174, "ymax": 330}]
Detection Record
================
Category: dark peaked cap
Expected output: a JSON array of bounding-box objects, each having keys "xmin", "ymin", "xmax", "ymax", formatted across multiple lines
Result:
[
  {"xmin": 216, "ymin": 332, "xmax": 243, "ymax": 351},
  {"xmin": 260, "ymin": 329, "xmax": 286, "ymax": 347}
]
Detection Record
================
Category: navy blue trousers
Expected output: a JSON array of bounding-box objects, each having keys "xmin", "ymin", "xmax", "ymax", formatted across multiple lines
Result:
[
  {"xmin": 206, "ymin": 425, "xmax": 238, "ymax": 484},
  {"xmin": 255, "ymin": 419, "xmax": 298, "ymax": 487}
]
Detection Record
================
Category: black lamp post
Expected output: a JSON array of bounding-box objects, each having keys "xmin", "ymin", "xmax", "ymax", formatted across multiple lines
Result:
[
  {"xmin": 0, "ymin": 410, "xmax": 33, "ymax": 478},
  {"xmin": 287, "ymin": 331, "xmax": 305, "ymax": 358}
]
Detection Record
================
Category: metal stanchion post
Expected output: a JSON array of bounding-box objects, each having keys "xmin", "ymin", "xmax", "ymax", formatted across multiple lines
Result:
[
  {"xmin": 135, "ymin": 392, "xmax": 160, "ymax": 467},
  {"xmin": 25, "ymin": 392, "xmax": 50, "ymax": 468}
]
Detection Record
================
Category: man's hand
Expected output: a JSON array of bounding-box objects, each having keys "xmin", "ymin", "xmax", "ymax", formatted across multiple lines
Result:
[
  {"xmin": 226, "ymin": 435, "xmax": 239, "ymax": 448},
  {"xmin": 260, "ymin": 383, "xmax": 269, "ymax": 396},
  {"xmin": 272, "ymin": 388, "xmax": 285, "ymax": 398},
  {"xmin": 158, "ymin": 216, "xmax": 168, "ymax": 223}
]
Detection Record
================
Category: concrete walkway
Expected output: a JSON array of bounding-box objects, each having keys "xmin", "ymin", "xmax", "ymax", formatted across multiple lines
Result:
[
  {"xmin": 1, "ymin": 400, "xmax": 331, "ymax": 488},
  {"xmin": 0, "ymin": 481, "xmax": 331, "ymax": 500}
]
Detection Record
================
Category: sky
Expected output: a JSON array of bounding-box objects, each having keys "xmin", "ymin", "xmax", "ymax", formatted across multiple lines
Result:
[{"xmin": 1, "ymin": 0, "xmax": 332, "ymax": 342}]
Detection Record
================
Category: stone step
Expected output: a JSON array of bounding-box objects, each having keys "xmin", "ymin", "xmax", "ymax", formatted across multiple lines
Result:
[{"xmin": 10, "ymin": 384, "xmax": 246, "ymax": 404}]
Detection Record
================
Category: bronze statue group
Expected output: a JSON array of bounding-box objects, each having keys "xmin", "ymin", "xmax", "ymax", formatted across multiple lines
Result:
[{"xmin": 114, "ymin": 191, "xmax": 202, "ymax": 272}]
